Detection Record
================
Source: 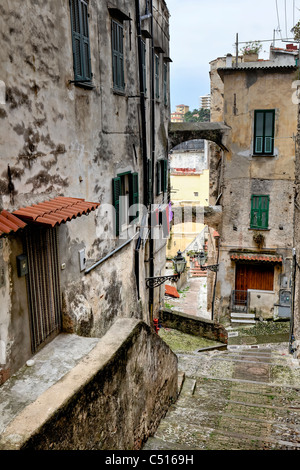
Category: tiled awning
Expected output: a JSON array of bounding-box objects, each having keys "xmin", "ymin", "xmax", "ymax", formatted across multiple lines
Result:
[
  {"xmin": 230, "ymin": 253, "xmax": 283, "ymax": 263},
  {"xmin": 12, "ymin": 197, "xmax": 100, "ymax": 228},
  {"xmin": 0, "ymin": 210, "xmax": 27, "ymax": 237}
]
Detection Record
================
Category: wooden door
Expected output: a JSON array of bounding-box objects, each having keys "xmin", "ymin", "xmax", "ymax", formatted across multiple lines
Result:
[
  {"xmin": 25, "ymin": 227, "xmax": 61, "ymax": 353},
  {"xmin": 235, "ymin": 263, "xmax": 274, "ymax": 305}
]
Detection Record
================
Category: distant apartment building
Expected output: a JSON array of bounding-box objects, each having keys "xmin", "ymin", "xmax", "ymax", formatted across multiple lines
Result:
[
  {"xmin": 199, "ymin": 94, "xmax": 211, "ymax": 110},
  {"xmin": 171, "ymin": 104, "xmax": 190, "ymax": 122}
]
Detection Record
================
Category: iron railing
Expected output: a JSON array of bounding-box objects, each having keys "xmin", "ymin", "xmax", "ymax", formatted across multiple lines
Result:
[{"xmin": 231, "ymin": 290, "xmax": 249, "ymax": 313}]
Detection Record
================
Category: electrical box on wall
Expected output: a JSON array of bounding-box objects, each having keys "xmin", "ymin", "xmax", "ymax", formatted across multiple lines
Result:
[
  {"xmin": 79, "ymin": 249, "xmax": 86, "ymax": 272},
  {"xmin": 17, "ymin": 254, "xmax": 28, "ymax": 277}
]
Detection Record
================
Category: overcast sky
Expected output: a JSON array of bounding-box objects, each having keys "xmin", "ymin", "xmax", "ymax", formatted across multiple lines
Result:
[{"xmin": 167, "ymin": 0, "xmax": 300, "ymax": 112}]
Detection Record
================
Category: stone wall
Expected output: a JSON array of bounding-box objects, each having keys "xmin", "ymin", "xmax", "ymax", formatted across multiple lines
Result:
[
  {"xmin": 0, "ymin": 318, "xmax": 178, "ymax": 450},
  {"xmin": 159, "ymin": 308, "xmax": 228, "ymax": 344}
]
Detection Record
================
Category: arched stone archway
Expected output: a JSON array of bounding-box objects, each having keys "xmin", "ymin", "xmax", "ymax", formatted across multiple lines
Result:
[{"xmin": 168, "ymin": 121, "xmax": 230, "ymax": 152}]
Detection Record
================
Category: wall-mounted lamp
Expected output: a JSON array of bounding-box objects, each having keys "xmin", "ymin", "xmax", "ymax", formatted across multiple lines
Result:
[
  {"xmin": 194, "ymin": 248, "xmax": 219, "ymax": 273},
  {"xmin": 146, "ymin": 250, "xmax": 187, "ymax": 288}
]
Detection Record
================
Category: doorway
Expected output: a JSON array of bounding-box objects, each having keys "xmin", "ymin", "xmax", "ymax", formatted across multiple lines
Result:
[
  {"xmin": 235, "ymin": 262, "xmax": 274, "ymax": 305},
  {"xmin": 25, "ymin": 227, "xmax": 61, "ymax": 353}
]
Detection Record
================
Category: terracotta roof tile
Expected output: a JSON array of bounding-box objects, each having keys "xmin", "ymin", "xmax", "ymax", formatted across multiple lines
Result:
[
  {"xmin": 0, "ymin": 210, "xmax": 27, "ymax": 237},
  {"xmin": 230, "ymin": 253, "xmax": 282, "ymax": 263},
  {"xmin": 12, "ymin": 197, "xmax": 100, "ymax": 228}
]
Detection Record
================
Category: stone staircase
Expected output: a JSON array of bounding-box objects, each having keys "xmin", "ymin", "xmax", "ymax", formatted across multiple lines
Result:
[
  {"xmin": 189, "ymin": 261, "xmax": 207, "ymax": 278},
  {"xmin": 143, "ymin": 346, "xmax": 300, "ymax": 450}
]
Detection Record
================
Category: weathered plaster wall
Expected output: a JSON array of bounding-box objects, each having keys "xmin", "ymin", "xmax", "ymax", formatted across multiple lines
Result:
[
  {"xmin": 0, "ymin": 0, "xmax": 171, "ymax": 380},
  {"xmin": 0, "ymin": 318, "xmax": 178, "ymax": 450}
]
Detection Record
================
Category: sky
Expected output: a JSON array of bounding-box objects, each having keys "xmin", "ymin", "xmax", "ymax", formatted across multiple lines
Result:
[{"xmin": 167, "ymin": 0, "xmax": 300, "ymax": 112}]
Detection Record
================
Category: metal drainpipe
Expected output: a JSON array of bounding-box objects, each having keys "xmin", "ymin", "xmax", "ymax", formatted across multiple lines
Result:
[
  {"xmin": 289, "ymin": 248, "xmax": 296, "ymax": 354},
  {"xmin": 149, "ymin": 0, "xmax": 155, "ymax": 325}
]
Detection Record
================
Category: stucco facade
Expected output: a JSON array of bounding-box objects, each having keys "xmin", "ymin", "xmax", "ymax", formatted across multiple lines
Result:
[
  {"xmin": 0, "ymin": 0, "xmax": 171, "ymax": 384},
  {"xmin": 209, "ymin": 48, "xmax": 298, "ymax": 323}
]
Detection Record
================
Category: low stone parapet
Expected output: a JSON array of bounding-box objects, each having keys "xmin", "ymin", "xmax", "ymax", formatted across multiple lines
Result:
[
  {"xmin": 160, "ymin": 308, "xmax": 228, "ymax": 344},
  {"xmin": 0, "ymin": 318, "xmax": 178, "ymax": 450}
]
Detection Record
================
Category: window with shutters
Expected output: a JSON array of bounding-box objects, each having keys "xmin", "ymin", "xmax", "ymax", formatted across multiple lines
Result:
[
  {"xmin": 155, "ymin": 54, "xmax": 160, "ymax": 99},
  {"xmin": 163, "ymin": 62, "xmax": 168, "ymax": 105},
  {"xmin": 69, "ymin": 0, "xmax": 92, "ymax": 86},
  {"xmin": 112, "ymin": 172, "xmax": 139, "ymax": 236},
  {"xmin": 141, "ymin": 40, "xmax": 147, "ymax": 95},
  {"xmin": 250, "ymin": 195, "xmax": 269, "ymax": 229},
  {"xmin": 156, "ymin": 159, "xmax": 168, "ymax": 196},
  {"xmin": 253, "ymin": 110, "xmax": 275, "ymax": 155},
  {"xmin": 112, "ymin": 19, "xmax": 125, "ymax": 92}
]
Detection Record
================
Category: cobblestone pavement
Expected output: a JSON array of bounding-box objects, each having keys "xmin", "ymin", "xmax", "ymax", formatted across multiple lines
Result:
[{"xmin": 143, "ymin": 342, "xmax": 300, "ymax": 450}]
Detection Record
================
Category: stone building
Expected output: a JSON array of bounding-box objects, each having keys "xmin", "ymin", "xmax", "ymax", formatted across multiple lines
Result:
[
  {"xmin": 209, "ymin": 46, "xmax": 298, "ymax": 325},
  {"xmin": 0, "ymin": 0, "xmax": 172, "ymax": 384}
]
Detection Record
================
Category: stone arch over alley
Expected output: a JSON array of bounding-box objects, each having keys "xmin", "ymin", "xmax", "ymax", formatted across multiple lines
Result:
[{"xmin": 167, "ymin": 123, "xmax": 230, "ymax": 320}]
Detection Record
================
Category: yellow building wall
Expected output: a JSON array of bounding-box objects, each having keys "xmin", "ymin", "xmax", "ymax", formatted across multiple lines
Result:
[
  {"xmin": 170, "ymin": 170, "xmax": 209, "ymax": 205},
  {"xmin": 167, "ymin": 170, "xmax": 209, "ymax": 259}
]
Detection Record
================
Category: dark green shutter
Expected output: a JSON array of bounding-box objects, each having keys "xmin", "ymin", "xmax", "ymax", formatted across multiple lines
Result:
[
  {"xmin": 155, "ymin": 54, "xmax": 160, "ymax": 99},
  {"xmin": 162, "ymin": 159, "xmax": 168, "ymax": 193},
  {"xmin": 141, "ymin": 40, "xmax": 147, "ymax": 94},
  {"xmin": 112, "ymin": 20, "xmax": 124, "ymax": 91},
  {"xmin": 113, "ymin": 177, "xmax": 121, "ymax": 236},
  {"xmin": 129, "ymin": 172, "xmax": 139, "ymax": 222},
  {"xmin": 163, "ymin": 63, "xmax": 167, "ymax": 105},
  {"xmin": 70, "ymin": 0, "xmax": 92, "ymax": 83},
  {"xmin": 254, "ymin": 110, "xmax": 275, "ymax": 155},
  {"xmin": 156, "ymin": 161, "xmax": 161, "ymax": 196},
  {"xmin": 250, "ymin": 195, "xmax": 269, "ymax": 229},
  {"xmin": 147, "ymin": 159, "xmax": 152, "ymax": 206}
]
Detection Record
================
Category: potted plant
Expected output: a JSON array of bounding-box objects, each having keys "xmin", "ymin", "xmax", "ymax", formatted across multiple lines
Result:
[{"xmin": 240, "ymin": 41, "xmax": 262, "ymax": 62}]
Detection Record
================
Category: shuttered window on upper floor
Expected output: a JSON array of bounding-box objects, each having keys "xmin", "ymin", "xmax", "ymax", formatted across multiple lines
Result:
[
  {"xmin": 253, "ymin": 110, "xmax": 275, "ymax": 155},
  {"xmin": 112, "ymin": 19, "xmax": 125, "ymax": 92},
  {"xmin": 69, "ymin": 0, "xmax": 92, "ymax": 85}
]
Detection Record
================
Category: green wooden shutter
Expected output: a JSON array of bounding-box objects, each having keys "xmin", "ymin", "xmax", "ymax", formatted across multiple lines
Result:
[
  {"xmin": 163, "ymin": 63, "xmax": 167, "ymax": 105},
  {"xmin": 147, "ymin": 159, "xmax": 152, "ymax": 206},
  {"xmin": 162, "ymin": 159, "xmax": 168, "ymax": 193},
  {"xmin": 155, "ymin": 54, "xmax": 160, "ymax": 99},
  {"xmin": 254, "ymin": 110, "xmax": 274, "ymax": 155},
  {"xmin": 112, "ymin": 20, "xmax": 124, "ymax": 91},
  {"xmin": 250, "ymin": 195, "xmax": 269, "ymax": 229},
  {"xmin": 113, "ymin": 177, "xmax": 121, "ymax": 236},
  {"xmin": 156, "ymin": 161, "xmax": 161, "ymax": 196},
  {"xmin": 264, "ymin": 112, "xmax": 274, "ymax": 154},
  {"xmin": 260, "ymin": 195, "xmax": 269, "ymax": 228},
  {"xmin": 70, "ymin": 0, "xmax": 92, "ymax": 82},
  {"xmin": 129, "ymin": 172, "xmax": 139, "ymax": 222},
  {"xmin": 254, "ymin": 112, "xmax": 264, "ymax": 154},
  {"xmin": 141, "ymin": 40, "xmax": 147, "ymax": 94}
]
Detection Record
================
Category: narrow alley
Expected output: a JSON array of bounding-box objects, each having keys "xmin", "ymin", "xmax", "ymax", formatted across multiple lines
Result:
[{"xmin": 142, "ymin": 274, "xmax": 300, "ymax": 450}]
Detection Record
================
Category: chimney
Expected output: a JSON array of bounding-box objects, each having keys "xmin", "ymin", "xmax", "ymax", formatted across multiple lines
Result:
[{"xmin": 226, "ymin": 54, "xmax": 233, "ymax": 68}]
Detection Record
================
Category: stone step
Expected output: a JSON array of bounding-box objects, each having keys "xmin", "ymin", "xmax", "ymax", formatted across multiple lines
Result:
[
  {"xmin": 230, "ymin": 312, "xmax": 255, "ymax": 318},
  {"xmin": 143, "ymin": 346, "xmax": 300, "ymax": 451}
]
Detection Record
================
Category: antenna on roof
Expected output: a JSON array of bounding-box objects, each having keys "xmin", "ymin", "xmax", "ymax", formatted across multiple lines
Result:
[{"xmin": 235, "ymin": 33, "xmax": 239, "ymax": 67}]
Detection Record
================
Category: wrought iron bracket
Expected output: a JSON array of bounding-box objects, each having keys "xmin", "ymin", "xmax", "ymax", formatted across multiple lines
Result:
[
  {"xmin": 200, "ymin": 265, "xmax": 219, "ymax": 273},
  {"xmin": 146, "ymin": 274, "xmax": 179, "ymax": 289}
]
